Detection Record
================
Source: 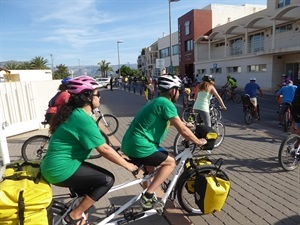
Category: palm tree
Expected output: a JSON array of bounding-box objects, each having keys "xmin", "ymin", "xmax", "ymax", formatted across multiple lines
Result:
[
  {"xmin": 53, "ymin": 64, "xmax": 70, "ymax": 79},
  {"xmin": 18, "ymin": 61, "xmax": 32, "ymax": 69},
  {"xmin": 30, "ymin": 56, "xmax": 49, "ymax": 70},
  {"xmin": 3, "ymin": 61, "xmax": 20, "ymax": 70},
  {"xmin": 97, "ymin": 60, "xmax": 113, "ymax": 77}
]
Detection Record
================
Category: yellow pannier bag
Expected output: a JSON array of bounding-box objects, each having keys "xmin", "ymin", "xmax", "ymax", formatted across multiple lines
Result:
[{"xmin": 0, "ymin": 161, "xmax": 52, "ymax": 225}]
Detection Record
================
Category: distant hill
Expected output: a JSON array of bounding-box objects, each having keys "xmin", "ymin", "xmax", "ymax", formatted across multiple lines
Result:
[{"xmin": 0, "ymin": 62, "xmax": 137, "ymax": 77}]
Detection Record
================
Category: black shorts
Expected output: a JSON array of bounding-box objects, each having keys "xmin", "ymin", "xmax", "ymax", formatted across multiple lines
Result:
[{"xmin": 129, "ymin": 150, "xmax": 169, "ymax": 167}]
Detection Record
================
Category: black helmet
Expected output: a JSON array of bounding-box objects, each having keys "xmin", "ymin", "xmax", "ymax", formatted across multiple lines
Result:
[{"xmin": 202, "ymin": 74, "xmax": 214, "ymax": 82}]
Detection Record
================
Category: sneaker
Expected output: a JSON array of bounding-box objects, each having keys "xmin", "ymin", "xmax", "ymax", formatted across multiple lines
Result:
[{"xmin": 140, "ymin": 194, "xmax": 164, "ymax": 210}]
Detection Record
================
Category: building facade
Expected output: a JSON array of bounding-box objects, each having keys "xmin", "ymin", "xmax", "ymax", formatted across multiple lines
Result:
[{"xmin": 194, "ymin": 0, "xmax": 300, "ymax": 91}]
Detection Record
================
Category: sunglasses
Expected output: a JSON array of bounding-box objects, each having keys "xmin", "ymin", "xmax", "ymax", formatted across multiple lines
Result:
[{"xmin": 93, "ymin": 92, "xmax": 101, "ymax": 98}]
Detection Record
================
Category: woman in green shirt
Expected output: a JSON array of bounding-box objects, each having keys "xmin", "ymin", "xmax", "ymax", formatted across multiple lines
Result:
[{"xmin": 41, "ymin": 76, "xmax": 137, "ymax": 225}]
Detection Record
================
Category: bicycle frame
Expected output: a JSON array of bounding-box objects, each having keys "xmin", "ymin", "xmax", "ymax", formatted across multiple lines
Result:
[{"xmin": 54, "ymin": 146, "xmax": 194, "ymax": 225}]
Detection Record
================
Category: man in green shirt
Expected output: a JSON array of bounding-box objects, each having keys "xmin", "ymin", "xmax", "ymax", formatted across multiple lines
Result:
[{"xmin": 122, "ymin": 74, "xmax": 207, "ymax": 210}]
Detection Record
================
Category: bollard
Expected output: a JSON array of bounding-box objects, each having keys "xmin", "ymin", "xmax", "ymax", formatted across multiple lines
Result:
[
  {"xmin": 133, "ymin": 87, "xmax": 136, "ymax": 94},
  {"xmin": 140, "ymin": 89, "xmax": 142, "ymax": 95},
  {"xmin": 128, "ymin": 86, "xmax": 130, "ymax": 92}
]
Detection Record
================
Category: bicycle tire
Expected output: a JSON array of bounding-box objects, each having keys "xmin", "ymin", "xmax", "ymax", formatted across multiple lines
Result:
[
  {"xmin": 181, "ymin": 107, "xmax": 194, "ymax": 123},
  {"xmin": 212, "ymin": 121, "xmax": 225, "ymax": 148},
  {"xmin": 232, "ymin": 93, "xmax": 242, "ymax": 104},
  {"xmin": 176, "ymin": 165, "xmax": 229, "ymax": 214},
  {"xmin": 89, "ymin": 130, "xmax": 110, "ymax": 159},
  {"xmin": 220, "ymin": 91, "xmax": 227, "ymax": 102},
  {"xmin": 21, "ymin": 135, "xmax": 49, "ymax": 162},
  {"xmin": 96, "ymin": 114, "xmax": 119, "ymax": 136},
  {"xmin": 244, "ymin": 109, "xmax": 252, "ymax": 125},
  {"xmin": 278, "ymin": 134, "xmax": 300, "ymax": 171},
  {"xmin": 173, "ymin": 133, "xmax": 200, "ymax": 156},
  {"xmin": 52, "ymin": 200, "xmax": 68, "ymax": 225}
]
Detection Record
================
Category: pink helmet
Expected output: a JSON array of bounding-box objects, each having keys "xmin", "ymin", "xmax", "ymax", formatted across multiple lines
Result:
[{"xmin": 68, "ymin": 76, "xmax": 101, "ymax": 94}]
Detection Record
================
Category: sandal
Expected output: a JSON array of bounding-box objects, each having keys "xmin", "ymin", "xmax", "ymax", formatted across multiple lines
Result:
[{"xmin": 62, "ymin": 213, "xmax": 86, "ymax": 225}]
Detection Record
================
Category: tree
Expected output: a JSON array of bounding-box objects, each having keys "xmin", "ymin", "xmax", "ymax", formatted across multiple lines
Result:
[
  {"xmin": 97, "ymin": 60, "xmax": 113, "ymax": 77},
  {"xmin": 18, "ymin": 61, "xmax": 32, "ymax": 69},
  {"xmin": 53, "ymin": 64, "xmax": 70, "ymax": 79},
  {"xmin": 30, "ymin": 56, "xmax": 49, "ymax": 70},
  {"xmin": 3, "ymin": 61, "xmax": 20, "ymax": 70}
]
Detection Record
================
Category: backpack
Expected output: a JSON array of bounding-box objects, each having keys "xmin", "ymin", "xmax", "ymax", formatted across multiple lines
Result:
[
  {"xmin": 48, "ymin": 92, "xmax": 61, "ymax": 107},
  {"xmin": 194, "ymin": 158, "xmax": 230, "ymax": 214},
  {"xmin": 232, "ymin": 77, "xmax": 237, "ymax": 82},
  {"xmin": 0, "ymin": 161, "xmax": 53, "ymax": 225}
]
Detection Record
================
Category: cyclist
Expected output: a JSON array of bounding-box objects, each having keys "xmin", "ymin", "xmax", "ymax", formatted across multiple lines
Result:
[
  {"xmin": 41, "ymin": 76, "xmax": 137, "ymax": 225},
  {"xmin": 121, "ymin": 74, "xmax": 207, "ymax": 210},
  {"xmin": 244, "ymin": 77, "xmax": 263, "ymax": 119},
  {"xmin": 276, "ymin": 80, "xmax": 297, "ymax": 127},
  {"xmin": 182, "ymin": 87, "xmax": 194, "ymax": 108},
  {"xmin": 44, "ymin": 77, "xmax": 71, "ymax": 124},
  {"xmin": 222, "ymin": 74, "xmax": 237, "ymax": 99},
  {"xmin": 193, "ymin": 74, "xmax": 226, "ymax": 126}
]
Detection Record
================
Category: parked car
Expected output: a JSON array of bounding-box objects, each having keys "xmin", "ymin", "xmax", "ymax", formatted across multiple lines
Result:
[{"xmin": 96, "ymin": 77, "xmax": 111, "ymax": 89}]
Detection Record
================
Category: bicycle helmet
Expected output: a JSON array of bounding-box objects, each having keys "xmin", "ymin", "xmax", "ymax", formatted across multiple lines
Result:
[
  {"xmin": 202, "ymin": 74, "xmax": 214, "ymax": 82},
  {"xmin": 61, "ymin": 77, "xmax": 72, "ymax": 85},
  {"xmin": 158, "ymin": 74, "xmax": 181, "ymax": 91},
  {"xmin": 185, "ymin": 88, "xmax": 191, "ymax": 95},
  {"xmin": 250, "ymin": 77, "xmax": 256, "ymax": 81},
  {"xmin": 68, "ymin": 76, "xmax": 101, "ymax": 94}
]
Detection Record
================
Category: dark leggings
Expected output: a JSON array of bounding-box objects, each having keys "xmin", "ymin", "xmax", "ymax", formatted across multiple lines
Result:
[{"xmin": 54, "ymin": 161, "xmax": 114, "ymax": 201}]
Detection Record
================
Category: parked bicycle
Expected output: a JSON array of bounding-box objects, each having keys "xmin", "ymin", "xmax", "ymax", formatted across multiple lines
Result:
[
  {"xmin": 94, "ymin": 108, "xmax": 119, "ymax": 136},
  {"xmin": 278, "ymin": 134, "xmax": 300, "ymax": 171},
  {"xmin": 52, "ymin": 140, "xmax": 229, "ymax": 225},
  {"xmin": 219, "ymin": 88, "xmax": 242, "ymax": 104},
  {"xmin": 21, "ymin": 127, "xmax": 110, "ymax": 162},
  {"xmin": 241, "ymin": 94, "xmax": 260, "ymax": 125}
]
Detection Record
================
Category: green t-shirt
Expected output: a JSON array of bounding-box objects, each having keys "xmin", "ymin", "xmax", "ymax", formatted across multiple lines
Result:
[
  {"xmin": 41, "ymin": 108, "xmax": 105, "ymax": 184},
  {"xmin": 121, "ymin": 97, "xmax": 178, "ymax": 158}
]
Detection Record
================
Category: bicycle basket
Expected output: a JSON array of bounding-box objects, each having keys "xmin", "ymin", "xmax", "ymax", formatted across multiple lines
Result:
[{"xmin": 194, "ymin": 125, "xmax": 218, "ymax": 150}]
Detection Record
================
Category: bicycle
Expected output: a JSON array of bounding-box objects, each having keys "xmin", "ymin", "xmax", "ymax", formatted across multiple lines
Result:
[
  {"xmin": 278, "ymin": 134, "xmax": 300, "ymax": 171},
  {"xmin": 94, "ymin": 108, "xmax": 119, "ymax": 136},
  {"xmin": 241, "ymin": 94, "xmax": 260, "ymax": 125},
  {"xmin": 282, "ymin": 103, "xmax": 293, "ymax": 132},
  {"xmin": 219, "ymin": 88, "xmax": 242, "ymax": 104},
  {"xmin": 21, "ymin": 129, "xmax": 110, "ymax": 162},
  {"xmin": 51, "ymin": 140, "xmax": 229, "ymax": 225}
]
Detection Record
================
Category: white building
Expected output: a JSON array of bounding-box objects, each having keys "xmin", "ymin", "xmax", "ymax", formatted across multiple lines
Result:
[
  {"xmin": 194, "ymin": 0, "xmax": 300, "ymax": 91},
  {"xmin": 0, "ymin": 69, "xmax": 52, "ymax": 82}
]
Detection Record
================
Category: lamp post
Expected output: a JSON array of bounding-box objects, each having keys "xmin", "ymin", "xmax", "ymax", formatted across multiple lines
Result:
[
  {"xmin": 168, "ymin": 0, "xmax": 180, "ymax": 74},
  {"xmin": 117, "ymin": 40, "xmax": 123, "ymax": 78}
]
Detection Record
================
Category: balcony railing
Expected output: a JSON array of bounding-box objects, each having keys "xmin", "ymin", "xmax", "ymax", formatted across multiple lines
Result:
[{"xmin": 197, "ymin": 32, "xmax": 300, "ymax": 62}]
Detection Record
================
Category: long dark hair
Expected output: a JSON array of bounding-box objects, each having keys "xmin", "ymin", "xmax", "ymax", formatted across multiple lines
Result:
[{"xmin": 49, "ymin": 91, "xmax": 92, "ymax": 134}]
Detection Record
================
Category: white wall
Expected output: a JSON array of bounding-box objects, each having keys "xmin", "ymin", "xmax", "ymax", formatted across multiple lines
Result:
[{"xmin": 0, "ymin": 70, "xmax": 52, "ymax": 81}]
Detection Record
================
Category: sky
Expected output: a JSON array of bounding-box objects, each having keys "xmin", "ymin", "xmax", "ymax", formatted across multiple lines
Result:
[{"xmin": 0, "ymin": 0, "xmax": 267, "ymax": 67}]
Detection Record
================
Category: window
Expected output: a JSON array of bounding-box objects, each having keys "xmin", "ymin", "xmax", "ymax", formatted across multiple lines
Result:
[
  {"xmin": 275, "ymin": 23, "xmax": 293, "ymax": 34},
  {"xmin": 210, "ymin": 67, "xmax": 222, "ymax": 74},
  {"xmin": 230, "ymin": 38, "xmax": 243, "ymax": 56},
  {"xmin": 172, "ymin": 44, "xmax": 179, "ymax": 55},
  {"xmin": 247, "ymin": 64, "xmax": 267, "ymax": 72},
  {"xmin": 184, "ymin": 21, "xmax": 190, "ymax": 35},
  {"xmin": 277, "ymin": 0, "xmax": 290, "ymax": 8},
  {"xmin": 198, "ymin": 69, "xmax": 206, "ymax": 74},
  {"xmin": 227, "ymin": 66, "xmax": 242, "ymax": 73},
  {"xmin": 215, "ymin": 42, "xmax": 225, "ymax": 47},
  {"xmin": 159, "ymin": 48, "xmax": 169, "ymax": 58},
  {"xmin": 249, "ymin": 32, "xmax": 264, "ymax": 53},
  {"xmin": 185, "ymin": 39, "xmax": 193, "ymax": 51}
]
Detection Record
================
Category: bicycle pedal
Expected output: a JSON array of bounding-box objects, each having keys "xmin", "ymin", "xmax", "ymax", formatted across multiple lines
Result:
[{"xmin": 106, "ymin": 204, "xmax": 119, "ymax": 216}]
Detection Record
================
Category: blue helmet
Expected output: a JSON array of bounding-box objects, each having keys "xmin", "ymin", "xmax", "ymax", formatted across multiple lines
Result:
[{"xmin": 61, "ymin": 77, "xmax": 72, "ymax": 85}]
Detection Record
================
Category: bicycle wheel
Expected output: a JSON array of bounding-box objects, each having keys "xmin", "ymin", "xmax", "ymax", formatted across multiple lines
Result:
[
  {"xmin": 244, "ymin": 108, "xmax": 252, "ymax": 125},
  {"xmin": 211, "ymin": 107, "xmax": 222, "ymax": 121},
  {"xmin": 232, "ymin": 93, "xmax": 242, "ymax": 104},
  {"xmin": 21, "ymin": 135, "xmax": 49, "ymax": 162},
  {"xmin": 220, "ymin": 91, "xmax": 227, "ymax": 102},
  {"xmin": 212, "ymin": 121, "xmax": 225, "ymax": 148},
  {"xmin": 176, "ymin": 165, "xmax": 229, "ymax": 214},
  {"xmin": 89, "ymin": 130, "xmax": 110, "ymax": 159},
  {"xmin": 173, "ymin": 133, "xmax": 201, "ymax": 156},
  {"xmin": 52, "ymin": 201, "xmax": 67, "ymax": 225},
  {"xmin": 97, "ymin": 114, "xmax": 119, "ymax": 136},
  {"xmin": 278, "ymin": 134, "xmax": 300, "ymax": 171},
  {"xmin": 181, "ymin": 107, "xmax": 193, "ymax": 123}
]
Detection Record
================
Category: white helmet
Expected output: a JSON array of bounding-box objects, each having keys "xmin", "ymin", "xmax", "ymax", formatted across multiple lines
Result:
[
  {"xmin": 250, "ymin": 77, "xmax": 256, "ymax": 81},
  {"xmin": 158, "ymin": 75, "xmax": 181, "ymax": 91}
]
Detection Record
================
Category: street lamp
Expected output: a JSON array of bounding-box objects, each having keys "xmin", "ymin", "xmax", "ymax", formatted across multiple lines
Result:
[
  {"xmin": 168, "ymin": 0, "xmax": 180, "ymax": 74},
  {"xmin": 117, "ymin": 40, "xmax": 123, "ymax": 78}
]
